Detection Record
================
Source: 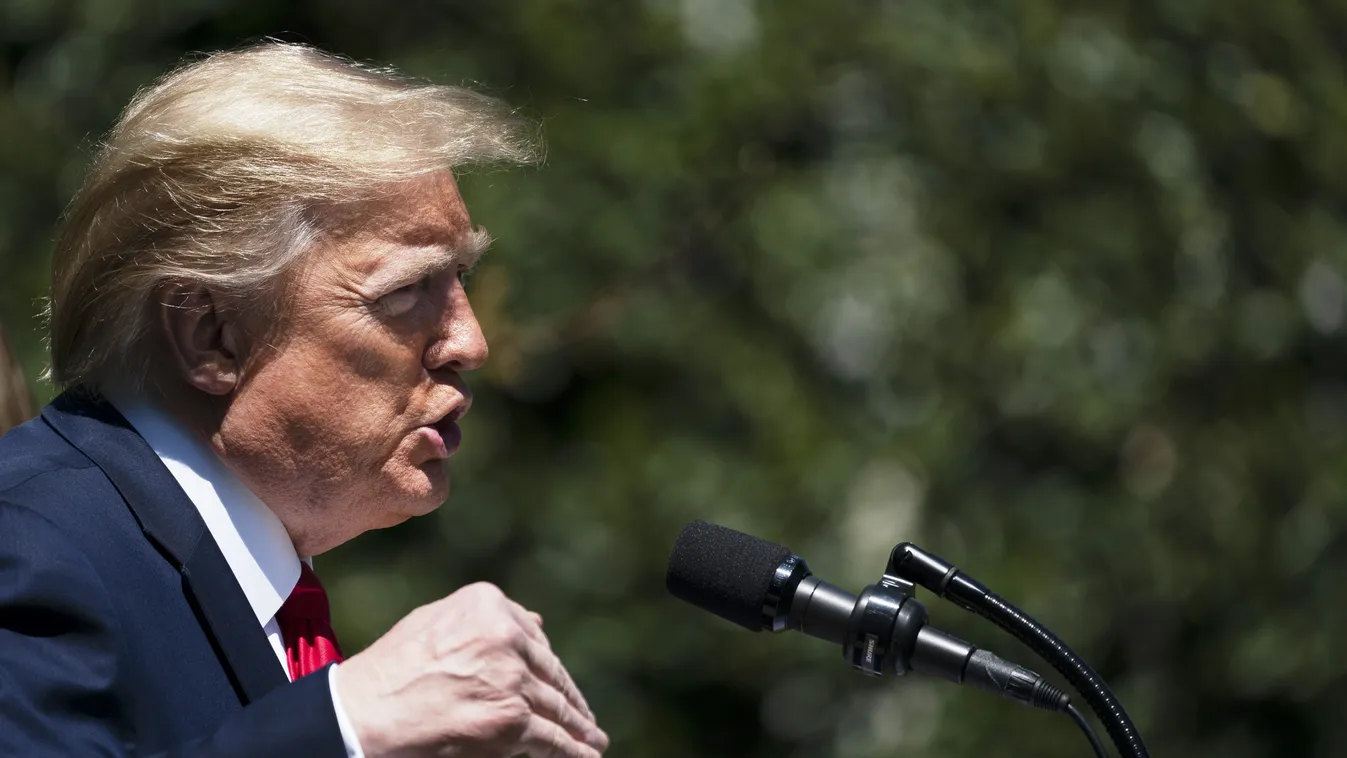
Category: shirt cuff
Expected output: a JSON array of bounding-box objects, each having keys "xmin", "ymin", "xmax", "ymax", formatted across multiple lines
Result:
[{"xmin": 328, "ymin": 663, "xmax": 366, "ymax": 758}]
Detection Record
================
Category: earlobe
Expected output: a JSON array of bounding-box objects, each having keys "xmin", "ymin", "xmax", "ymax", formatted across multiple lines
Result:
[{"xmin": 155, "ymin": 282, "xmax": 241, "ymax": 396}]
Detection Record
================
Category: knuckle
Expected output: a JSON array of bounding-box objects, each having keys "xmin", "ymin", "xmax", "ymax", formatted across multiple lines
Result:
[
  {"xmin": 553, "ymin": 660, "xmax": 578, "ymax": 690},
  {"xmin": 498, "ymin": 693, "xmax": 530, "ymax": 724},
  {"xmin": 476, "ymin": 713, "xmax": 528, "ymax": 748},
  {"xmin": 497, "ymin": 659, "xmax": 530, "ymax": 691},
  {"xmin": 473, "ymin": 657, "xmax": 530, "ymax": 700},
  {"xmin": 468, "ymin": 581, "xmax": 504, "ymax": 600},
  {"xmin": 486, "ymin": 619, "xmax": 524, "ymax": 648}
]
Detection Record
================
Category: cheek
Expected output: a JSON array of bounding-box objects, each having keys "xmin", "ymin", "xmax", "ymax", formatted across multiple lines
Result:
[
  {"xmin": 334, "ymin": 309, "xmax": 432, "ymax": 384},
  {"xmin": 243, "ymin": 301, "xmax": 441, "ymax": 473},
  {"xmin": 315, "ymin": 323, "xmax": 435, "ymax": 453},
  {"xmin": 249, "ymin": 338, "xmax": 416, "ymax": 454},
  {"xmin": 339, "ymin": 334, "xmax": 426, "ymax": 385}
]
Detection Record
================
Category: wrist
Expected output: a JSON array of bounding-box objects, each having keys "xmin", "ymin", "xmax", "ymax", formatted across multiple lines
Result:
[
  {"xmin": 332, "ymin": 658, "xmax": 397, "ymax": 758},
  {"xmin": 328, "ymin": 664, "xmax": 367, "ymax": 758}
]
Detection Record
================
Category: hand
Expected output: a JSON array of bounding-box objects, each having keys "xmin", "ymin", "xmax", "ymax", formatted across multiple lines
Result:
[{"xmin": 334, "ymin": 582, "xmax": 609, "ymax": 758}]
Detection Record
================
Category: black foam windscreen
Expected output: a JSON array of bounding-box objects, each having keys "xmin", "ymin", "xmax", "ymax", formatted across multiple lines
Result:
[{"xmin": 666, "ymin": 520, "xmax": 793, "ymax": 632}]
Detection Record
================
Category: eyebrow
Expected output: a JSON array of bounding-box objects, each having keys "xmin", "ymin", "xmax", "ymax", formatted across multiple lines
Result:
[{"xmin": 371, "ymin": 226, "xmax": 494, "ymax": 289}]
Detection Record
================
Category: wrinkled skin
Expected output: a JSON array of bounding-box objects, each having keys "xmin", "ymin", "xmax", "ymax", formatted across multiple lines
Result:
[
  {"xmin": 218, "ymin": 172, "xmax": 488, "ymax": 556},
  {"xmin": 337, "ymin": 582, "xmax": 608, "ymax": 758}
]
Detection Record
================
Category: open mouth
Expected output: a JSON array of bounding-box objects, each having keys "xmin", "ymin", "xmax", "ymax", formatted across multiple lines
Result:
[
  {"xmin": 418, "ymin": 396, "xmax": 469, "ymax": 460},
  {"xmin": 420, "ymin": 414, "xmax": 463, "ymax": 459}
]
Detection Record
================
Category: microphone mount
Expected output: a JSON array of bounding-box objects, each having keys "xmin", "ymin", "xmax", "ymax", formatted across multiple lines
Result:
[
  {"xmin": 755, "ymin": 543, "xmax": 1144, "ymax": 758},
  {"xmin": 758, "ymin": 551, "xmax": 1073, "ymax": 712},
  {"xmin": 665, "ymin": 521, "xmax": 1146, "ymax": 757}
]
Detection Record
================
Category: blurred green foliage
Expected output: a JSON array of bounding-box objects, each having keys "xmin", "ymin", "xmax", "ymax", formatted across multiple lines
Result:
[{"xmin": 3, "ymin": 1, "xmax": 1346, "ymax": 756}]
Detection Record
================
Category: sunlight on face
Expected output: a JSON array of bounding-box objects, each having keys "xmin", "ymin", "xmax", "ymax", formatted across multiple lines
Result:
[{"xmin": 218, "ymin": 172, "xmax": 490, "ymax": 555}]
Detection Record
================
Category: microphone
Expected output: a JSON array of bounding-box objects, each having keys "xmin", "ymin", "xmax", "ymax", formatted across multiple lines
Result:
[{"xmin": 665, "ymin": 520, "xmax": 1070, "ymax": 712}]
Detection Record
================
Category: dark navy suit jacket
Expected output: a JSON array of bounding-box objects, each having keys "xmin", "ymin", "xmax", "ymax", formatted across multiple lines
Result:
[{"xmin": 0, "ymin": 392, "xmax": 347, "ymax": 756}]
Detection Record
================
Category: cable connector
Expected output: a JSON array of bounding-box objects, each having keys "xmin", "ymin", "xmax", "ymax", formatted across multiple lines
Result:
[{"xmin": 963, "ymin": 649, "xmax": 1070, "ymax": 712}]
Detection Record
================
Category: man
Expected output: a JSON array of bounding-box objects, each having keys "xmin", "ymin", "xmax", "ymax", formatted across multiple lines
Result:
[{"xmin": 0, "ymin": 43, "xmax": 609, "ymax": 757}]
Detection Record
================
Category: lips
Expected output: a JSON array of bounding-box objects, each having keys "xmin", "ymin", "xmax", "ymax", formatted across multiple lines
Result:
[
  {"xmin": 437, "ymin": 394, "xmax": 471, "ymax": 426},
  {"xmin": 431, "ymin": 415, "xmax": 463, "ymax": 456},
  {"xmin": 419, "ymin": 397, "xmax": 469, "ymax": 460}
]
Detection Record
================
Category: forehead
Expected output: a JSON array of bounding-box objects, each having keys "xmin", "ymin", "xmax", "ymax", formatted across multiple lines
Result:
[{"xmin": 317, "ymin": 172, "xmax": 475, "ymax": 275}]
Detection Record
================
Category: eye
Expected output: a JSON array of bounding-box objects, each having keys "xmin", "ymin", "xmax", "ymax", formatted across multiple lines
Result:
[
  {"xmin": 378, "ymin": 276, "xmax": 430, "ymax": 317},
  {"xmin": 456, "ymin": 265, "xmax": 473, "ymax": 285}
]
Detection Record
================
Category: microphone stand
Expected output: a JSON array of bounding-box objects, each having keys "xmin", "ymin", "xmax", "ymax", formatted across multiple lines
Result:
[{"xmin": 885, "ymin": 543, "xmax": 1148, "ymax": 758}]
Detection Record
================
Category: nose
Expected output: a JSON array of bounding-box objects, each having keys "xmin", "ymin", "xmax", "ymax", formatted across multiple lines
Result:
[{"xmin": 424, "ymin": 278, "xmax": 488, "ymax": 373}]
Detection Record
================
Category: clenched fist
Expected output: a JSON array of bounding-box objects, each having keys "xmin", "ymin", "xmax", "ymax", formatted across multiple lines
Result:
[{"xmin": 334, "ymin": 582, "xmax": 608, "ymax": 757}]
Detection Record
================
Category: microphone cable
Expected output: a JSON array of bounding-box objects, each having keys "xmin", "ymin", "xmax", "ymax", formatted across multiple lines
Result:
[
  {"xmin": 1067, "ymin": 702, "xmax": 1110, "ymax": 758},
  {"xmin": 889, "ymin": 543, "xmax": 1147, "ymax": 758}
]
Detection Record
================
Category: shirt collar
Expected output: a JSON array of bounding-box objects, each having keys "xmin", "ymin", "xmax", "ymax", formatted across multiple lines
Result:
[{"xmin": 107, "ymin": 390, "xmax": 301, "ymax": 626}]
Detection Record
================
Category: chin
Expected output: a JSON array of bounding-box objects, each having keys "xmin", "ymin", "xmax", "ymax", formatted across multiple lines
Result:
[
  {"xmin": 372, "ymin": 490, "xmax": 445, "ymax": 531},
  {"xmin": 367, "ymin": 461, "xmax": 449, "ymax": 526},
  {"xmin": 405, "ymin": 462, "xmax": 451, "ymax": 510}
]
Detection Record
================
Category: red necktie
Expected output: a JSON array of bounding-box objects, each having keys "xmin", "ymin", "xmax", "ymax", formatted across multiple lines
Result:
[{"xmin": 276, "ymin": 563, "xmax": 344, "ymax": 680}]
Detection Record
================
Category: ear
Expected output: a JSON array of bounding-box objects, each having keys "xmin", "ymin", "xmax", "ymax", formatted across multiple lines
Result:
[{"xmin": 154, "ymin": 282, "xmax": 246, "ymax": 396}]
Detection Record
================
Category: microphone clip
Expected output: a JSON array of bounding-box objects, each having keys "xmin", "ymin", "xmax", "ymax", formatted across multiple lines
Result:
[{"xmin": 843, "ymin": 576, "xmax": 926, "ymax": 677}]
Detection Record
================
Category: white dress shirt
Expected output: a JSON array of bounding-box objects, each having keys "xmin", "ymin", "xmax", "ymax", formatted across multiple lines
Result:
[{"xmin": 110, "ymin": 394, "xmax": 365, "ymax": 758}]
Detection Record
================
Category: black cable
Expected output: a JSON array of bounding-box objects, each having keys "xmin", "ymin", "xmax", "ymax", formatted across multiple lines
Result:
[
  {"xmin": 887, "ymin": 545, "xmax": 1149, "ymax": 758},
  {"xmin": 973, "ymin": 593, "xmax": 1146, "ymax": 758},
  {"xmin": 1067, "ymin": 702, "xmax": 1109, "ymax": 758}
]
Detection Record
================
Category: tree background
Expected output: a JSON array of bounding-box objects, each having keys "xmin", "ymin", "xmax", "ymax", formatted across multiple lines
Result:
[{"xmin": 2, "ymin": 1, "xmax": 1343, "ymax": 756}]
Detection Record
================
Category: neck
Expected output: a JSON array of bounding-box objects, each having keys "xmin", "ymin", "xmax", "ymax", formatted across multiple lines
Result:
[{"xmin": 118, "ymin": 379, "xmax": 335, "ymax": 555}]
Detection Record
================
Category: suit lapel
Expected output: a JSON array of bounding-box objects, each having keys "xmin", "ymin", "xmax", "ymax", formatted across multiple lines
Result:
[
  {"xmin": 42, "ymin": 392, "xmax": 290, "ymax": 702},
  {"xmin": 181, "ymin": 539, "xmax": 292, "ymax": 700}
]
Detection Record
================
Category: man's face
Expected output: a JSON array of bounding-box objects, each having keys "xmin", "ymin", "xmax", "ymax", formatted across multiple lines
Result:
[{"xmin": 219, "ymin": 172, "xmax": 488, "ymax": 554}]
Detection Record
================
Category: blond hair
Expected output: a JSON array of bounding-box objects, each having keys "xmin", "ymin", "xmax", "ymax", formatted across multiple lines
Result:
[{"xmin": 46, "ymin": 42, "xmax": 539, "ymax": 391}]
